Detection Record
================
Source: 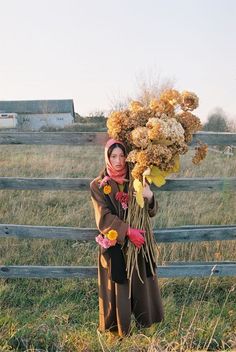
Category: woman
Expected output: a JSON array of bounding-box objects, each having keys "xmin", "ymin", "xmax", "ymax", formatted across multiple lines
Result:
[{"xmin": 90, "ymin": 138, "xmax": 164, "ymax": 337}]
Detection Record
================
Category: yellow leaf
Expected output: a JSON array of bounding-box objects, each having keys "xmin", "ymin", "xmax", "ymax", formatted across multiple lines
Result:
[
  {"xmin": 146, "ymin": 174, "xmax": 166, "ymax": 187},
  {"xmin": 146, "ymin": 166, "xmax": 169, "ymax": 188},
  {"xmin": 150, "ymin": 166, "xmax": 170, "ymax": 177},
  {"xmin": 145, "ymin": 157, "xmax": 180, "ymax": 188},
  {"xmin": 133, "ymin": 179, "xmax": 144, "ymax": 208},
  {"xmin": 171, "ymin": 155, "xmax": 180, "ymax": 173}
]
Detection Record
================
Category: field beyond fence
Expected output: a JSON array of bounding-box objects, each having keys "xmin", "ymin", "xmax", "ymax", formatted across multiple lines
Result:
[{"xmin": 0, "ymin": 131, "xmax": 236, "ymax": 351}]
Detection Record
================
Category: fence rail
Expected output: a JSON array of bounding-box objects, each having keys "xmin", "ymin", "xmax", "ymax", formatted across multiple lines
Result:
[
  {"xmin": 0, "ymin": 224, "xmax": 236, "ymax": 242},
  {"xmin": 1, "ymin": 263, "xmax": 236, "ymax": 279},
  {"xmin": 0, "ymin": 131, "xmax": 236, "ymax": 280},
  {"xmin": 0, "ymin": 177, "xmax": 236, "ymax": 191},
  {"xmin": 0, "ymin": 131, "xmax": 236, "ymax": 146}
]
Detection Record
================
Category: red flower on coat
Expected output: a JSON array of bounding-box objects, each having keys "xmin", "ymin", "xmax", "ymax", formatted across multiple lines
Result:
[{"xmin": 115, "ymin": 192, "xmax": 129, "ymax": 209}]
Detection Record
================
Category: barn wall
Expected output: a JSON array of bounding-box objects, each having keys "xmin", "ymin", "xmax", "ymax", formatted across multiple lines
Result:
[{"xmin": 17, "ymin": 113, "xmax": 74, "ymax": 130}]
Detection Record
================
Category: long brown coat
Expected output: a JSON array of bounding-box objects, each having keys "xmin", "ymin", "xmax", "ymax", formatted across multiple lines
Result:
[{"xmin": 90, "ymin": 176, "xmax": 164, "ymax": 336}]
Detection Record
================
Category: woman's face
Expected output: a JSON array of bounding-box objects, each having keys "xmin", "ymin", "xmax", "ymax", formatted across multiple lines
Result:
[{"xmin": 109, "ymin": 147, "xmax": 126, "ymax": 171}]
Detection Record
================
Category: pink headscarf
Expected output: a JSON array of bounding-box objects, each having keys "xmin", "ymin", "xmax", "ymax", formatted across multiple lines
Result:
[{"xmin": 104, "ymin": 138, "xmax": 128, "ymax": 184}]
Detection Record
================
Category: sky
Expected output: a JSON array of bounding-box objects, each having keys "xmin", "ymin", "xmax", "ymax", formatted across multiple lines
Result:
[{"xmin": 0, "ymin": 0, "xmax": 236, "ymax": 122}]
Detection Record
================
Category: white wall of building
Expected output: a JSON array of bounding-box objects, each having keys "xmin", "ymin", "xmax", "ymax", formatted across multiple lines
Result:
[{"xmin": 18, "ymin": 113, "xmax": 74, "ymax": 130}]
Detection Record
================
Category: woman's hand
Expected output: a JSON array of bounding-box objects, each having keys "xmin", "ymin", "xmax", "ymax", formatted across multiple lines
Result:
[
  {"xmin": 127, "ymin": 227, "xmax": 145, "ymax": 248},
  {"xmin": 133, "ymin": 181, "xmax": 153, "ymax": 204},
  {"xmin": 142, "ymin": 182, "xmax": 153, "ymax": 203}
]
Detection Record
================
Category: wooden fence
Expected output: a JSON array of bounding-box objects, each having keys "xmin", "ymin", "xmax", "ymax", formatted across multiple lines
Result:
[{"xmin": 0, "ymin": 131, "xmax": 236, "ymax": 279}]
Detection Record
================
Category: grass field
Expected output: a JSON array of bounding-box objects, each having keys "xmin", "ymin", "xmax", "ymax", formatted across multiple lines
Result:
[{"xmin": 0, "ymin": 144, "xmax": 236, "ymax": 351}]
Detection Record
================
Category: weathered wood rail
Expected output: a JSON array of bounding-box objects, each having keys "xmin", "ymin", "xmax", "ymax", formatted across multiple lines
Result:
[
  {"xmin": 0, "ymin": 131, "xmax": 236, "ymax": 279},
  {"xmin": 0, "ymin": 224, "xmax": 236, "ymax": 242},
  {"xmin": 0, "ymin": 177, "xmax": 236, "ymax": 191},
  {"xmin": 0, "ymin": 131, "xmax": 236, "ymax": 146},
  {"xmin": 1, "ymin": 263, "xmax": 236, "ymax": 279}
]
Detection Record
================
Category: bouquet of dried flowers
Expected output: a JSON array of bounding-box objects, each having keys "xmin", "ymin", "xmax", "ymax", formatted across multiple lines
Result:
[{"xmin": 106, "ymin": 89, "xmax": 208, "ymax": 292}]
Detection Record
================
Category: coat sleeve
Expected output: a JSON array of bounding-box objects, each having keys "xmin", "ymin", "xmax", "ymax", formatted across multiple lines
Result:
[
  {"xmin": 90, "ymin": 180, "xmax": 129, "ymax": 245},
  {"xmin": 148, "ymin": 193, "xmax": 158, "ymax": 217}
]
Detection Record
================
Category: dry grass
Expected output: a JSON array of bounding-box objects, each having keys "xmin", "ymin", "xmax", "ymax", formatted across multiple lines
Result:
[{"xmin": 0, "ymin": 144, "xmax": 236, "ymax": 351}]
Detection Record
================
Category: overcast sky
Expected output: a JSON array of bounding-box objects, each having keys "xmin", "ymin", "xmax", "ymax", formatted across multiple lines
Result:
[{"xmin": 0, "ymin": 0, "xmax": 235, "ymax": 122}]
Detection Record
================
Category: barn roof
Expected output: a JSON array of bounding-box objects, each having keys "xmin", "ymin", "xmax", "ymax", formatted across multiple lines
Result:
[{"xmin": 0, "ymin": 99, "xmax": 75, "ymax": 116}]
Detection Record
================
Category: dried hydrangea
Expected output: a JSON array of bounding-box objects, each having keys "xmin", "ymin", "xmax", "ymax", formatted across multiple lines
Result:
[
  {"xmin": 129, "ymin": 108, "xmax": 151, "ymax": 128},
  {"xmin": 181, "ymin": 91, "xmax": 199, "ymax": 111},
  {"xmin": 169, "ymin": 141, "xmax": 189, "ymax": 156},
  {"xmin": 131, "ymin": 163, "xmax": 147, "ymax": 181},
  {"xmin": 146, "ymin": 117, "xmax": 185, "ymax": 145},
  {"xmin": 149, "ymin": 99, "xmax": 159, "ymax": 111},
  {"xmin": 192, "ymin": 143, "xmax": 208, "ymax": 164},
  {"xmin": 176, "ymin": 111, "xmax": 202, "ymax": 143},
  {"xmin": 150, "ymin": 98, "xmax": 175, "ymax": 116},
  {"xmin": 135, "ymin": 144, "xmax": 172, "ymax": 169},
  {"xmin": 159, "ymin": 89, "xmax": 182, "ymax": 107},
  {"xmin": 106, "ymin": 111, "xmax": 123, "ymax": 140},
  {"xmin": 107, "ymin": 89, "xmax": 207, "ymax": 179},
  {"xmin": 107, "ymin": 110, "xmax": 134, "ymax": 146},
  {"xmin": 129, "ymin": 100, "xmax": 144, "ymax": 112},
  {"xmin": 158, "ymin": 157, "xmax": 176, "ymax": 171},
  {"xmin": 126, "ymin": 149, "xmax": 139, "ymax": 163},
  {"xmin": 146, "ymin": 118, "xmax": 162, "ymax": 141},
  {"xmin": 130, "ymin": 127, "xmax": 149, "ymax": 149}
]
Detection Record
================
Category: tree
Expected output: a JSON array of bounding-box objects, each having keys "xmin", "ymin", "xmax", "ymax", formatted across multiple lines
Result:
[
  {"xmin": 107, "ymin": 70, "xmax": 175, "ymax": 111},
  {"xmin": 134, "ymin": 70, "xmax": 175, "ymax": 106},
  {"xmin": 203, "ymin": 108, "xmax": 229, "ymax": 132},
  {"xmin": 227, "ymin": 118, "xmax": 236, "ymax": 132}
]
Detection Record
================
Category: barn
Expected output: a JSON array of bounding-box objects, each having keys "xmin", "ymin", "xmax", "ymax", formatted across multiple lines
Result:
[{"xmin": 0, "ymin": 99, "xmax": 75, "ymax": 130}]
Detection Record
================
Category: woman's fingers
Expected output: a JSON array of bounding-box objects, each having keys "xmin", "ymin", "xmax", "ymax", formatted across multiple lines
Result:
[{"xmin": 139, "ymin": 229, "xmax": 145, "ymax": 234}]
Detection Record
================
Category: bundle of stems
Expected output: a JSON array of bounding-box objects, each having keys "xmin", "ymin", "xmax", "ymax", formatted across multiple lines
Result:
[{"xmin": 125, "ymin": 168, "xmax": 158, "ymax": 297}]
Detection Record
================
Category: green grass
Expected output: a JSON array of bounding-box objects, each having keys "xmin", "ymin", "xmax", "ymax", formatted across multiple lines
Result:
[{"xmin": 0, "ymin": 145, "xmax": 236, "ymax": 351}]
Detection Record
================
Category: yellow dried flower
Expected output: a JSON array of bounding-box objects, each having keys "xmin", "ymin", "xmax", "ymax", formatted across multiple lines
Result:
[
  {"xmin": 129, "ymin": 100, "xmax": 144, "ymax": 112},
  {"xmin": 159, "ymin": 89, "xmax": 182, "ymax": 106},
  {"xmin": 103, "ymin": 185, "xmax": 112, "ymax": 194},
  {"xmin": 130, "ymin": 127, "xmax": 149, "ymax": 149},
  {"xmin": 158, "ymin": 156, "xmax": 177, "ymax": 171},
  {"xmin": 146, "ymin": 117, "xmax": 185, "ymax": 145},
  {"xmin": 106, "ymin": 111, "xmax": 123, "ymax": 139},
  {"xmin": 135, "ymin": 144, "xmax": 172, "ymax": 169},
  {"xmin": 135, "ymin": 150, "xmax": 150, "ymax": 167},
  {"xmin": 181, "ymin": 91, "xmax": 199, "ymax": 111},
  {"xmin": 131, "ymin": 163, "xmax": 147, "ymax": 181},
  {"xmin": 150, "ymin": 99, "xmax": 175, "ymax": 116},
  {"xmin": 106, "ymin": 229, "xmax": 118, "ymax": 240},
  {"xmin": 146, "ymin": 118, "xmax": 162, "ymax": 141},
  {"xmin": 157, "ymin": 99, "xmax": 175, "ymax": 115},
  {"xmin": 169, "ymin": 141, "xmax": 189, "ymax": 156},
  {"xmin": 149, "ymin": 144, "xmax": 173, "ymax": 169},
  {"xmin": 192, "ymin": 142, "xmax": 208, "ymax": 164},
  {"xmin": 149, "ymin": 99, "xmax": 159, "ymax": 110},
  {"xmin": 107, "ymin": 89, "xmax": 205, "ymax": 190},
  {"xmin": 107, "ymin": 110, "xmax": 133, "ymax": 144},
  {"xmin": 126, "ymin": 149, "xmax": 139, "ymax": 163},
  {"xmin": 129, "ymin": 109, "xmax": 151, "ymax": 128},
  {"xmin": 176, "ymin": 111, "xmax": 202, "ymax": 143}
]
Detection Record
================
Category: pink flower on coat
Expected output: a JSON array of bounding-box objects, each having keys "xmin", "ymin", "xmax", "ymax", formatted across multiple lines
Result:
[
  {"xmin": 95, "ymin": 234, "xmax": 117, "ymax": 248},
  {"xmin": 121, "ymin": 202, "xmax": 128, "ymax": 209},
  {"xmin": 95, "ymin": 235, "xmax": 104, "ymax": 246},
  {"xmin": 98, "ymin": 176, "xmax": 111, "ymax": 188}
]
